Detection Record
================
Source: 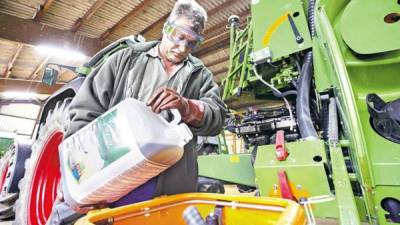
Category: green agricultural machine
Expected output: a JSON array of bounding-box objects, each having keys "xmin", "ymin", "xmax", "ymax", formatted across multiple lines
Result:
[{"xmin": 199, "ymin": 0, "xmax": 400, "ymax": 224}]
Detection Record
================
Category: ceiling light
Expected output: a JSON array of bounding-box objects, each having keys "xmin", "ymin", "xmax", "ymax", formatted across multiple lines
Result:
[
  {"xmin": 1, "ymin": 91, "xmax": 38, "ymax": 99},
  {"xmin": 35, "ymin": 45, "xmax": 87, "ymax": 60}
]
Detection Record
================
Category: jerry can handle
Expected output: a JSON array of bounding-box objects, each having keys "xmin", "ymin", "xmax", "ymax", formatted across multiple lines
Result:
[
  {"xmin": 169, "ymin": 109, "xmax": 182, "ymax": 125},
  {"xmin": 178, "ymin": 123, "xmax": 193, "ymax": 143},
  {"xmin": 168, "ymin": 109, "xmax": 193, "ymax": 143}
]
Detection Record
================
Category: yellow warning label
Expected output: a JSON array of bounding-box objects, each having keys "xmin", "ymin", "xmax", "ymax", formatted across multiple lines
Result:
[
  {"xmin": 229, "ymin": 155, "xmax": 240, "ymax": 163},
  {"xmin": 262, "ymin": 13, "xmax": 289, "ymax": 47}
]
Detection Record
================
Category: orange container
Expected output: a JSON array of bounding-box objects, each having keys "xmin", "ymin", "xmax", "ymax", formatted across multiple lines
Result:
[{"xmin": 75, "ymin": 193, "xmax": 306, "ymax": 225}]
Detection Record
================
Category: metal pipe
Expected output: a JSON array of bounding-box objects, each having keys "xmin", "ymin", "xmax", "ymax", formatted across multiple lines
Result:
[{"xmin": 328, "ymin": 97, "xmax": 338, "ymax": 144}]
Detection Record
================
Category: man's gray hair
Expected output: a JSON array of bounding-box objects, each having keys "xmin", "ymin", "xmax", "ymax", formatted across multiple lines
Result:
[{"xmin": 169, "ymin": 0, "xmax": 207, "ymax": 34}]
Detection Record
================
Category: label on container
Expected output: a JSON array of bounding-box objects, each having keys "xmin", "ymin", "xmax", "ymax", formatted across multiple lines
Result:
[{"xmin": 65, "ymin": 108, "xmax": 134, "ymax": 184}]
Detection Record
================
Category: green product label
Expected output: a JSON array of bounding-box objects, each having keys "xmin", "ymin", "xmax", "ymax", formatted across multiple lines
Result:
[
  {"xmin": 67, "ymin": 108, "xmax": 132, "ymax": 183},
  {"xmin": 96, "ymin": 109, "xmax": 130, "ymax": 167}
]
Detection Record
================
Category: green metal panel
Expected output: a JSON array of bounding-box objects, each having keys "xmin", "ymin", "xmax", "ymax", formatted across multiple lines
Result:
[
  {"xmin": 354, "ymin": 197, "xmax": 369, "ymax": 223},
  {"xmin": 340, "ymin": 0, "xmax": 400, "ymax": 54},
  {"xmin": 314, "ymin": 7, "xmax": 378, "ymax": 222},
  {"xmin": 338, "ymin": 10, "xmax": 400, "ymax": 187},
  {"xmin": 373, "ymin": 186, "xmax": 400, "ymax": 225},
  {"xmin": 347, "ymin": 63, "xmax": 400, "ymax": 186},
  {"xmin": 198, "ymin": 154, "xmax": 256, "ymax": 186},
  {"xmin": 338, "ymin": 2, "xmax": 400, "ymax": 222},
  {"xmin": 251, "ymin": 0, "xmax": 312, "ymax": 60},
  {"xmin": 314, "ymin": 1, "xmax": 400, "ymax": 224},
  {"xmin": 329, "ymin": 143, "xmax": 361, "ymax": 225},
  {"xmin": 254, "ymin": 140, "xmax": 339, "ymax": 218}
]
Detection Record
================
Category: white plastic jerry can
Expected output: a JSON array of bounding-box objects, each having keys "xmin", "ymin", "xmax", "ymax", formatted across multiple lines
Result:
[{"xmin": 59, "ymin": 98, "xmax": 193, "ymax": 209}]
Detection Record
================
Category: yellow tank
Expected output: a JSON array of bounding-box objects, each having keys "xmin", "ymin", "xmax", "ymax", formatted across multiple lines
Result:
[{"xmin": 75, "ymin": 193, "xmax": 306, "ymax": 225}]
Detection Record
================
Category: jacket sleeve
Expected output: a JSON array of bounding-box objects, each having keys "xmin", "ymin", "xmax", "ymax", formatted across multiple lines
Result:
[
  {"xmin": 65, "ymin": 50, "xmax": 125, "ymax": 138},
  {"xmin": 189, "ymin": 68, "xmax": 227, "ymax": 136}
]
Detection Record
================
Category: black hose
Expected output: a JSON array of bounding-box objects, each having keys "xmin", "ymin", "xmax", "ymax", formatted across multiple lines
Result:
[
  {"xmin": 276, "ymin": 90, "xmax": 298, "ymax": 97},
  {"xmin": 296, "ymin": 52, "xmax": 318, "ymax": 139},
  {"xmin": 295, "ymin": 0, "xmax": 318, "ymax": 139}
]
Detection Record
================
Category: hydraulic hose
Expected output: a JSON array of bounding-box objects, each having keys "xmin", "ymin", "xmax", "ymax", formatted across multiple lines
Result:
[
  {"xmin": 295, "ymin": 0, "xmax": 318, "ymax": 139},
  {"xmin": 274, "ymin": 90, "xmax": 298, "ymax": 97},
  {"xmin": 296, "ymin": 52, "xmax": 318, "ymax": 139}
]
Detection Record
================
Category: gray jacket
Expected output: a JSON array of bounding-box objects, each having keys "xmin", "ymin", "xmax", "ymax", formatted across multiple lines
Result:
[{"xmin": 66, "ymin": 41, "xmax": 226, "ymax": 196}]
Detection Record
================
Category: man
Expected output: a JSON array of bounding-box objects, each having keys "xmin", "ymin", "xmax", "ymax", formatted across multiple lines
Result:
[{"xmin": 65, "ymin": 0, "xmax": 226, "ymax": 209}]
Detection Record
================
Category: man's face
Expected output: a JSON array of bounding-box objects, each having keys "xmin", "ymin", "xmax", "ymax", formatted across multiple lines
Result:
[{"xmin": 160, "ymin": 17, "xmax": 203, "ymax": 64}]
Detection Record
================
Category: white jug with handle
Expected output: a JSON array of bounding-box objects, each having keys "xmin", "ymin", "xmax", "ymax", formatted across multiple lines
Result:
[{"xmin": 59, "ymin": 98, "xmax": 193, "ymax": 208}]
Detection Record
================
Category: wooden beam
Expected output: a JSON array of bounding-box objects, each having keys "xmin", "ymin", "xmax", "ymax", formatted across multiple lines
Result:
[
  {"xmin": 33, "ymin": 0, "xmax": 55, "ymax": 22},
  {"xmin": 205, "ymin": 55, "xmax": 229, "ymax": 68},
  {"xmin": 0, "ymin": 13, "xmax": 103, "ymax": 56},
  {"xmin": 28, "ymin": 56, "xmax": 51, "ymax": 80},
  {"xmin": 101, "ymin": 0, "xmax": 153, "ymax": 40},
  {"xmin": 71, "ymin": 0, "xmax": 107, "ymax": 33},
  {"xmin": 213, "ymin": 75, "xmax": 225, "ymax": 83},
  {"xmin": 195, "ymin": 41, "xmax": 230, "ymax": 58},
  {"xmin": 0, "ymin": 78, "xmax": 63, "ymax": 95},
  {"xmin": 194, "ymin": 30, "xmax": 230, "ymax": 57},
  {"xmin": 195, "ymin": 10, "xmax": 249, "ymax": 58},
  {"xmin": 212, "ymin": 68, "xmax": 228, "ymax": 83},
  {"xmin": 201, "ymin": 30, "xmax": 229, "ymax": 50},
  {"xmin": 212, "ymin": 67, "xmax": 228, "ymax": 76},
  {"xmin": 3, "ymin": 43, "xmax": 24, "ymax": 78},
  {"xmin": 139, "ymin": 0, "xmax": 244, "ymax": 37},
  {"xmin": 141, "ymin": 14, "xmax": 169, "ymax": 35},
  {"xmin": 205, "ymin": 10, "xmax": 250, "ymax": 38},
  {"xmin": 207, "ymin": 0, "xmax": 241, "ymax": 18}
]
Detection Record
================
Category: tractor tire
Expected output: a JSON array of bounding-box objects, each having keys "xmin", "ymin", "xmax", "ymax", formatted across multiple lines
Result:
[
  {"xmin": 14, "ymin": 98, "xmax": 72, "ymax": 225},
  {"xmin": 0, "ymin": 139, "xmax": 33, "ymax": 220}
]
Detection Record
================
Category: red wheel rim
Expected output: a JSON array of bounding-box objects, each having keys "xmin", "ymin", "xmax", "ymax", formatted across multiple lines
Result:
[
  {"xmin": 0, "ymin": 162, "xmax": 9, "ymax": 194},
  {"xmin": 28, "ymin": 131, "xmax": 63, "ymax": 225}
]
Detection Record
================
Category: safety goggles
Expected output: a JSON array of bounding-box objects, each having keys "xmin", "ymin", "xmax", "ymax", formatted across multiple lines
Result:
[{"xmin": 164, "ymin": 21, "xmax": 204, "ymax": 49}]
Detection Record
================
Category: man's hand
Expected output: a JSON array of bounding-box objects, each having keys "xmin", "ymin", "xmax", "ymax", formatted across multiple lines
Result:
[{"xmin": 147, "ymin": 88, "xmax": 204, "ymax": 126}]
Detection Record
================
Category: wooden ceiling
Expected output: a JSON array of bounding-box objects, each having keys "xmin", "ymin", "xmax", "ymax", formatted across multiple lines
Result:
[{"xmin": 0, "ymin": 0, "xmax": 250, "ymax": 95}]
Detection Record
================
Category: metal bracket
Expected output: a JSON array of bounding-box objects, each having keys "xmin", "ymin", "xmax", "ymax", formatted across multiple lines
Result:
[{"xmin": 250, "ymin": 47, "xmax": 272, "ymax": 65}]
